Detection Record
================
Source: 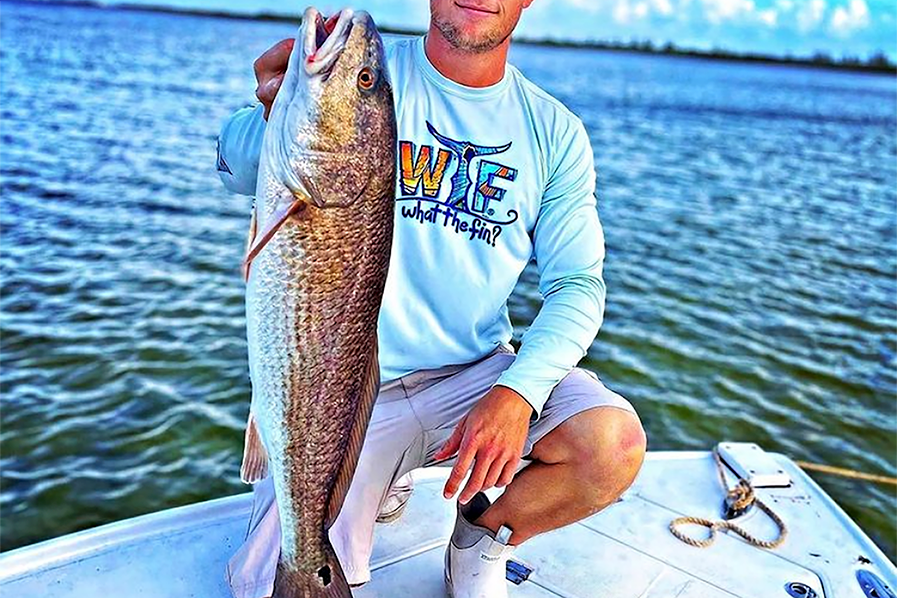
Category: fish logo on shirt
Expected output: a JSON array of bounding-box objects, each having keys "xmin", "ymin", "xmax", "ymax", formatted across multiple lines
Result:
[{"xmin": 397, "ymin": 122, "xmax": 518, "ymax": 247}]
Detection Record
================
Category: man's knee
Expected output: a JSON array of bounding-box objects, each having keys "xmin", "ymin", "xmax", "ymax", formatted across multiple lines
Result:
[{"xmin": 535, "ymin": 406, "xmax": 647, "ymax": 500}]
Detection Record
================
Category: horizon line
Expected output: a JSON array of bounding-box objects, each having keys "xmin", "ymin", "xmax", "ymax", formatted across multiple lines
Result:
[{"xmin": 11, "ymin": 0, "xmax": 897, "ymax": 74}]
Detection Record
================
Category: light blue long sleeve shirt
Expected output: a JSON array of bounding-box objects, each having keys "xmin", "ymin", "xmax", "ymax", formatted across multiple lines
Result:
[{"xmin": 217, "ymin": 36, "xmax": 606, "ymax": 419}]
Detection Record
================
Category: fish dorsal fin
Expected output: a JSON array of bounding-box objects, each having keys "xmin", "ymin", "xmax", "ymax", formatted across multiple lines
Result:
[
  {"xmin": 324, "ymin": 338, "xmax": 380, "ymax": 529},
  {"xmin": 240, "ymin": 412, "xmax": 269, "ymax": 484}
]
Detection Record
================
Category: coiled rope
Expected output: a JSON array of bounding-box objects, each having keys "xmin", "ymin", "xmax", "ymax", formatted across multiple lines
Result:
[{"xmin": 669, "ymin": 449, "xmax": 788, "ymax": 549}]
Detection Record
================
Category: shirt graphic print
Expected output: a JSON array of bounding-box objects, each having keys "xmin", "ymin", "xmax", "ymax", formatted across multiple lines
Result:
[{"xmin": 397, "ymin": 121, "xmax": 519, "ymax": 248}]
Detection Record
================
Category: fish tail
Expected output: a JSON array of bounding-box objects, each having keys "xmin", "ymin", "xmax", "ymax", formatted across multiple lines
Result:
[{"xmin": 271, "ymin": 553, "xmax": 352, "ymax": 598}]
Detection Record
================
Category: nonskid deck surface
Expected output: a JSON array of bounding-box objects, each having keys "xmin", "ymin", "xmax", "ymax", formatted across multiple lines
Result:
[{"xmin": 1, "ymin": 451, "xmax": 894, "ymax": 597}]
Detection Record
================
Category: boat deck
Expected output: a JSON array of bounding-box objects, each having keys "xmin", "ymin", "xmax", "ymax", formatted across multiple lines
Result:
[{"xmin": 1, "ymin": 449, "xmax": 894, "ymax": 597}]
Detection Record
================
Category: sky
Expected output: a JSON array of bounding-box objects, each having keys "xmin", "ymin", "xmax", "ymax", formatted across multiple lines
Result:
[{"xmin": 113, "ymin": 0, "xmax": 896, "ymax": 60}]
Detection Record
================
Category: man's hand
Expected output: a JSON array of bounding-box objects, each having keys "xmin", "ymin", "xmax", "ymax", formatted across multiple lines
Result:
[
  {"xmin": 254, "ymin": 38, "xmax": 294, "ymax": 120},
  {"xmin": 434, "ymin": 386, "xmax": 533, "ymax": 504}
]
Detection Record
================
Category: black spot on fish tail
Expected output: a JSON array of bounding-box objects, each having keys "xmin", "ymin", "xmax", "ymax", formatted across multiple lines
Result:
[{"xmin": 272, "ymin": 556, "xmax": 350, "ymax": 598}]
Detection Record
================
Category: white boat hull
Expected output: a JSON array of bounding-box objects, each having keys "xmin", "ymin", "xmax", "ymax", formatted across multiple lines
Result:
[{"xmin": 2, "ymin": 450, "xmax": 894, "ymax": 597}]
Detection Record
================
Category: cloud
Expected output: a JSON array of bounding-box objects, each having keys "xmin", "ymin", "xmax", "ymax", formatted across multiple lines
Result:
[
  {"xmin": 829, "ymin": 0, "xmax": 869, "ymax": 34},
  {"xmin": 700, "ymin": 0, "xmax": 756, "ymax": 23},
  {"xmin": 551, "ymin": 0, "xmax": 675, "ymax": 21},
  {"xmin": 758, "ymin": 7, "xmax": 779, "ymax": 25},
  {"xmin": 797, "ymin": 0, "xmax": 827, "ymax": 30},
  {"xmin": 699, "ymin": 0, "xmax": 789, "ymax": 26},
  {"xmin": 602, "ymin": 0, "xmax": 676, "ymax": 23},
  {"xmin": 561, "ymin": 0, "xmax": 603, "ymax": 12},
  {"xmin": 652, "ymin": 0, "xmax": 675, "ymax": 16},
  {"xmin": 515, "ymin": 0, "xmax": 893, "ymax": 59},
  {"xmin": 611, "ymin": 0, "xmax": 639, "ymax": 22}
]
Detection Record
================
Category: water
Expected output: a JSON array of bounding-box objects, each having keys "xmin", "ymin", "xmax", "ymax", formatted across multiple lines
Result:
[{"xmin": 2, "ymin": 1, "xmax": 895, "ymax": 561}]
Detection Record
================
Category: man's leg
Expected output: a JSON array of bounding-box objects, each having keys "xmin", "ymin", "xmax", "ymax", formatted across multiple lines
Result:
[
  {"xmin": 226, "ymin": 478, "xmax": 281, "ymax": 598},
  {"xmin": 415, "ymin": 352, "xmax": 646, "ymax": 597},
  {"xmin": 475, "ymin": 403, "xmax": 646, "ymax": 544},
  {"xmin": 419, "ymin": 354, "xmax": 646, "ymax": 545}
]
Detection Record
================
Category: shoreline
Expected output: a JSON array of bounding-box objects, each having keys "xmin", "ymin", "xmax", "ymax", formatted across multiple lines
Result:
[{"xmin": 10, "ymin": 0, "xmax": 897, "ymax": 75}]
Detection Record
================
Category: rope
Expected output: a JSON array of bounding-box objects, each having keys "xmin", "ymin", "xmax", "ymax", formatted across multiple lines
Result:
[
  {"xmin": 669, "ymin": 448, "xmax": 788, "ymax": 549},
  {"xmin": 795, "ymin": 460, "xmax": 897, "ymax": 486}
]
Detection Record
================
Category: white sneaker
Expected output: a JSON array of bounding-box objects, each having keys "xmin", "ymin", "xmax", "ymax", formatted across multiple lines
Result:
[
  {"xmin": 444, "ymin": 493, "xmax": 514, "ymax": 598},
  {"xmin": 376, "ymin": 473, "xmax": 414, "ymax": 524}
]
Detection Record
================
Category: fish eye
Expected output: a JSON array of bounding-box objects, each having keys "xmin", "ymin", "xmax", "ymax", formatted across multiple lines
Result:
[{"xmin": 357, "ymin": 67, "xmax": 376, "ymax": 91}]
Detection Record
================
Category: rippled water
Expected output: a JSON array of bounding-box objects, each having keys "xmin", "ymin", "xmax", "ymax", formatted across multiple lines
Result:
[{"xmin": 2, "ymin": 1, "xmax": 895, "ymax": 560}]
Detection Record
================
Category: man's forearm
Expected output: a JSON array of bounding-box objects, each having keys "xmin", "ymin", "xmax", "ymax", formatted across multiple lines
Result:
[{"xmin": 492, "ymin": 272, "xmax": 605, "ymax": 419}]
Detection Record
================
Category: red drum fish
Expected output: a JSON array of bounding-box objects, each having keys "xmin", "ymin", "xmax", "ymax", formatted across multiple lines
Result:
[{"xmin": 240, "ymin": 7, "xmax": 395, "ymax": 597}]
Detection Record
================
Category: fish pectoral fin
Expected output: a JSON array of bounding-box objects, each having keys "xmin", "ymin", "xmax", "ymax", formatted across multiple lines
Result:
[
  {"xmin": 324, "ymin": 338, "xmax": 381, "ymax": 529},
  {"xmin": 241, "ymin": 202, "xmax": 259, "ymax": 283},
  {"xmin": 240, "ymin": 412, "xmax": 269, "ymax": 484},
  {"xmin": 241, "ymin": 198, "xmax": 306, "ymax": 279}
]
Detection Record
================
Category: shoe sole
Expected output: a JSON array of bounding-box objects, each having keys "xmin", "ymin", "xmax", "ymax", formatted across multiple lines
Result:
[{"xmin": 375, "ymin": 495, "xmax": 410, "ymax": 524}]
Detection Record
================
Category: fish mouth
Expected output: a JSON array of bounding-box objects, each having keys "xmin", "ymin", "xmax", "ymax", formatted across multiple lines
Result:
[{"xmin": 303, "ymin": 7, "xmax": 354, "ymax": 78}]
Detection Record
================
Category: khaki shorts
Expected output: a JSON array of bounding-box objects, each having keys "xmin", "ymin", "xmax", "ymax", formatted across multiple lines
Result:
[{"xmin": 226, "ymin": 345, "xmax": 636, "ymax": 598}]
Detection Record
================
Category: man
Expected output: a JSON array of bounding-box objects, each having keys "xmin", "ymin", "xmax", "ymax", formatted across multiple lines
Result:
[{"xmin": 217, "ymin": 1, "xmax": 647, "ymax": 596}]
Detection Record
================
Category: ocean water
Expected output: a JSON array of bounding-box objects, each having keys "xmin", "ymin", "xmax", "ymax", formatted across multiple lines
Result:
[{"xmin": 1, "ymin": 1, "xmax": 895, "ymax": 561}]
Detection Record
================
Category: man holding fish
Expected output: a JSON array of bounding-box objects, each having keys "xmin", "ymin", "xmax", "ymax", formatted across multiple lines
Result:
[{"xmin": 217, "ymin": 1, "xmax": 647, "ymax": 597}]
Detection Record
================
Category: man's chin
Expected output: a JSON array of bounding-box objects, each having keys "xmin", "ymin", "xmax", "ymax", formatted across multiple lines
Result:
[
  {"xmin": 452, "ymin": 28, "xmax": 505, "ymax": 52},
  {"xmin": 433, "ymin": 14, "xmax": 510, "ymax": 53}
]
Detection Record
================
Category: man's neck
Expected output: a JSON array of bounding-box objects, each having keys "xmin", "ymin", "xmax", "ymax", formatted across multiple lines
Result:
[{"xmin": 424, "ymin": 29, "xmax": 509, "ymax": 88}]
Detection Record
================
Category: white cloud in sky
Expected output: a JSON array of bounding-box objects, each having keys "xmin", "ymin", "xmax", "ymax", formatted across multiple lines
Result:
[
  {"xmin": 652, "ymin": 0, "xmax": 676, "ymax": 16},
  {"xmin": 561, "ymin": 0, "xmax": 603, "ymax": 12},
  {"xmin": 829, "ymin": 0, "xmax": 870, "ymax": 34},
  {"xmin": 758, "ymin": 7, "xmax": 779, "ymax": 24},
  {"xmin": 612, "ymin": 0, "xmax": 650, "ymax": 22},
  {"xmin": 796, "ymin": 0, "xmax": 827, "ymax": 30},
  {"xmin": 612, "ymin": 0, "xmax": 633, "ymax": 22},
  {"xmin": 524, "ymin": 0, "xmax": 891, "ymax": 57},
  {"xmin": 698, "ymin": 0, "xmax": 790, "ymax": 26},
  {"xmin": 701, "ymin": 0, "xmax": 756, "ymax": 23},
  {"xmin": 551, "ymin": 0, "xmax": 809, "ymax": 30},
  {"xmin": 689, "ymin": 0, "xmax": 872, "ymax": 35},
  {"xmin": 559, "ymin": 0, "xmax": 674, "ymax": 24}
]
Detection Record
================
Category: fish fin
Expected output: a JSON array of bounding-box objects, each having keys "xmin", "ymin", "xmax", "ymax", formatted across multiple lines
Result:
[
  {"xmin": 272, "ymin": 554, "xmax": 351, "ymax": 598},
  {"xmin": 241, "ymin": 202, "xmax": 258, "ymax": 283},
  {"xmin": 242, "ymin": 198, "xmax": 306, "ymax": 278},
  {"xmin": 240, "ymin": 412, "xmax": 269, "ymax": 485},
  {"xmin": 324, "ymin": 338, "xmax": 380, "ymax": 529}
]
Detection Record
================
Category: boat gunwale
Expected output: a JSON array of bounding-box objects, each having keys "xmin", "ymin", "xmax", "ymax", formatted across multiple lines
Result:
[
  {"xmin": 0, "ymin": 494, "xmax": 252, "ymax": 583},
  {"xmin": 2, "ymin": 450, "xmax": 894, "ymax": 591}
]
